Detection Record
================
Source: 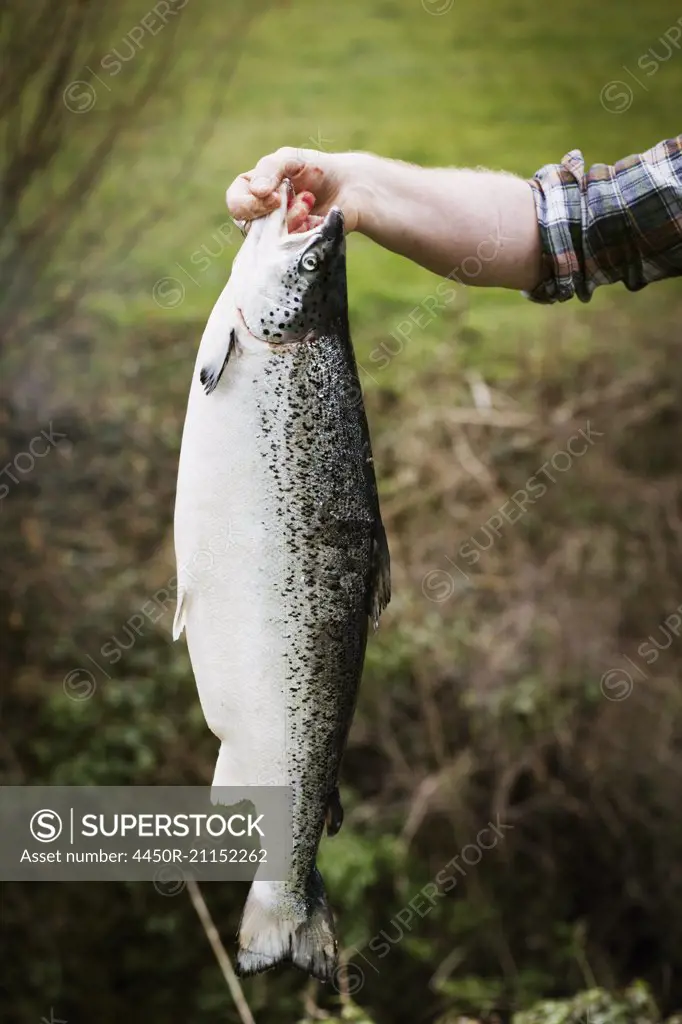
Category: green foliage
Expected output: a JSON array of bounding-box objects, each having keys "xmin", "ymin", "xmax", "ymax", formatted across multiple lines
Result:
[
  {"xmin": 320, "ymin": 828, "xmax": 406, "ymax": 946},
  {"xmin": 515, "ymin": 983, "xmax": 662, "ymax": 1024}
]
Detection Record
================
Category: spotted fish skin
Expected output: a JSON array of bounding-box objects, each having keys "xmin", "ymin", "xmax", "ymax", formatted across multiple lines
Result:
[
  {"xmin": 173, "ymin": 187, "xmax": 390, "ymax": 982},
  {"xmin": 264, "ymin": 328, "xmax": 379, "ymax": 879}
]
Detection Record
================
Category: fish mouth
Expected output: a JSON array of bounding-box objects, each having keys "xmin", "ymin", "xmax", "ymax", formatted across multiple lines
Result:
[
  {"xmin": 277, "ymin": 204, "xmax": 345, "ymax": 259},
  {"xmin": 236, "ymin": 304, "xmax": 258, "ymax": 338},
  {"xmin": 278, "ymin": 180, "xmax": 344, "ymax": 247},
  {"xmin": 291, "ymin": 204, "xmax": 344, "ymax": 239},
  {"xmin": 234, "ymin": 185, "xmax": 345, "ymax": 248},
  {"xmin": 237, "ymin": 301, "xmax": 310, "ymax": 347}
]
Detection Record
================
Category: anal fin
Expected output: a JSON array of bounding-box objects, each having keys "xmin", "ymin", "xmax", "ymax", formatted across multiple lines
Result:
[{"xmin": 325, "ymin": 787, "xmax": 344, "ymax": 837}]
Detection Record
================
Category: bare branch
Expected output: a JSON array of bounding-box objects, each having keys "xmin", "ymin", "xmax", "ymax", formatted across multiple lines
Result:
[{"xmin": 186, "ymin": 878, "xmax": 256, "ymax": 1024}]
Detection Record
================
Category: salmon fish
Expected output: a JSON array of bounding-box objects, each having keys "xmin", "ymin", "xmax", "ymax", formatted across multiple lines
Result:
[{"xmin": 173, "ymin": 183, "xmax": 390, "ymax": 981}]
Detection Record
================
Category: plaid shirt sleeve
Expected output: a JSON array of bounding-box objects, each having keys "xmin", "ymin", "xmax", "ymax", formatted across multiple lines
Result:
[{"xmin": 525, "ymin": 135, "xmax": 682, "ymax": 303}]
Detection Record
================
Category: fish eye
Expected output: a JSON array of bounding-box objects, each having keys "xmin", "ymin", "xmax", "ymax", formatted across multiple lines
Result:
[{"xmin": 300, "ymin": 251, "xmax": 319, "ymax": 272}]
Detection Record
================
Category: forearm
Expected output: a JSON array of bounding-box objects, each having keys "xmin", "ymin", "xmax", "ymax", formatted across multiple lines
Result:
[
  {"xmin": 228, "ymin": 138, "xmax": 682, "ymax": 302},
  {"xmin": 348, "ymin": 154, "xmax": 543, "ymax": 290}
]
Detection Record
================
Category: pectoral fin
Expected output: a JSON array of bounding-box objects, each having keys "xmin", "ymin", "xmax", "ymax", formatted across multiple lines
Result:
[
  {"xmin": 369, "ymin": 521, "xmax": 391, "ymax": 629},
  {"xmin": 200, "ymin": 327, "xmax": 236, "ymax": 395}
]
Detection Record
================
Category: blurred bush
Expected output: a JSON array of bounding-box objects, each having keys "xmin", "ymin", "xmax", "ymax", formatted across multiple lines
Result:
[{"xmin": 4, "ymin": 319, "xmax": 682, "ymax": 1022}]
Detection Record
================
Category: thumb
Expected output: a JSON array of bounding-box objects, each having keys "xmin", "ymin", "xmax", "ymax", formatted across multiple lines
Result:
[{"xmin": 249, "ymin": 157, "xmax": 307, "ymax": 197}]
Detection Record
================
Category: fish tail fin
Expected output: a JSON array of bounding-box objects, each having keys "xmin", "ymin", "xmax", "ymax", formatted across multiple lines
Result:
[{"xmin": 237, "ymin": 872, "xmax": 337, "ymax": 982}]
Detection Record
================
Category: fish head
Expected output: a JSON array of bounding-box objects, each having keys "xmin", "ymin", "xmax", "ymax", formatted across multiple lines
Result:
[{"xmin": 233, "ymin": 182, "xmax": 346, "ymax": 345}]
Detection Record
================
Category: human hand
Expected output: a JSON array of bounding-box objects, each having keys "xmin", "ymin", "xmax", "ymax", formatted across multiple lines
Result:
[{"xmin": 226, "ymin": 147, "xmax": 364, "ymax": 233}]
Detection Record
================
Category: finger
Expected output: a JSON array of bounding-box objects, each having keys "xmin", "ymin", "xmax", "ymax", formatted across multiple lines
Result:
[
  {"xmin": 286, "ymin": 187, "xmax": 315, "ymax": 210},
  {"xmin": 226, "ymin": 174, "xmax": 280, "ymax": 220},
  {"xmin": 289, "ymin": 213, "xmax": 325, "ymax": 234},
  {"xmin": 286, "ymin": 192, "xmax": 315, "ymax": 233},
  {"xmin": 249, "ymin": 152, "xmax": 307, "ymax": 197},
  {"xmin": 287, "ymin": 162, "xmax": 326, "ymax": 196},
  {"xmin": 250, "ymin": 151, "xmax": 328, "ymax": 199}
]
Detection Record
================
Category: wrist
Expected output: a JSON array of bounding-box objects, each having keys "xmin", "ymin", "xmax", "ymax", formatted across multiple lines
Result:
[{"xmin": 333, "ymin": 152, "xmax": 376, "ymax": 235}]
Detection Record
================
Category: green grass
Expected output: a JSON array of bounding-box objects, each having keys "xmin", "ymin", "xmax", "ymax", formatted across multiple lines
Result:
[{"xmin": 63, "ymin": 0, "xmax": 682, "ymax": 382}]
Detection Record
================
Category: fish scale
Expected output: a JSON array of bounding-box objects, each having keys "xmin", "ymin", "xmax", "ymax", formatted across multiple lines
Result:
[
  {"xmin": 267, "ymin": 339, "xmax": 375, "ymax": 890},
  {"xmin": 173, "ymin": 183, "xmax": 390, "ymax": 982}
]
